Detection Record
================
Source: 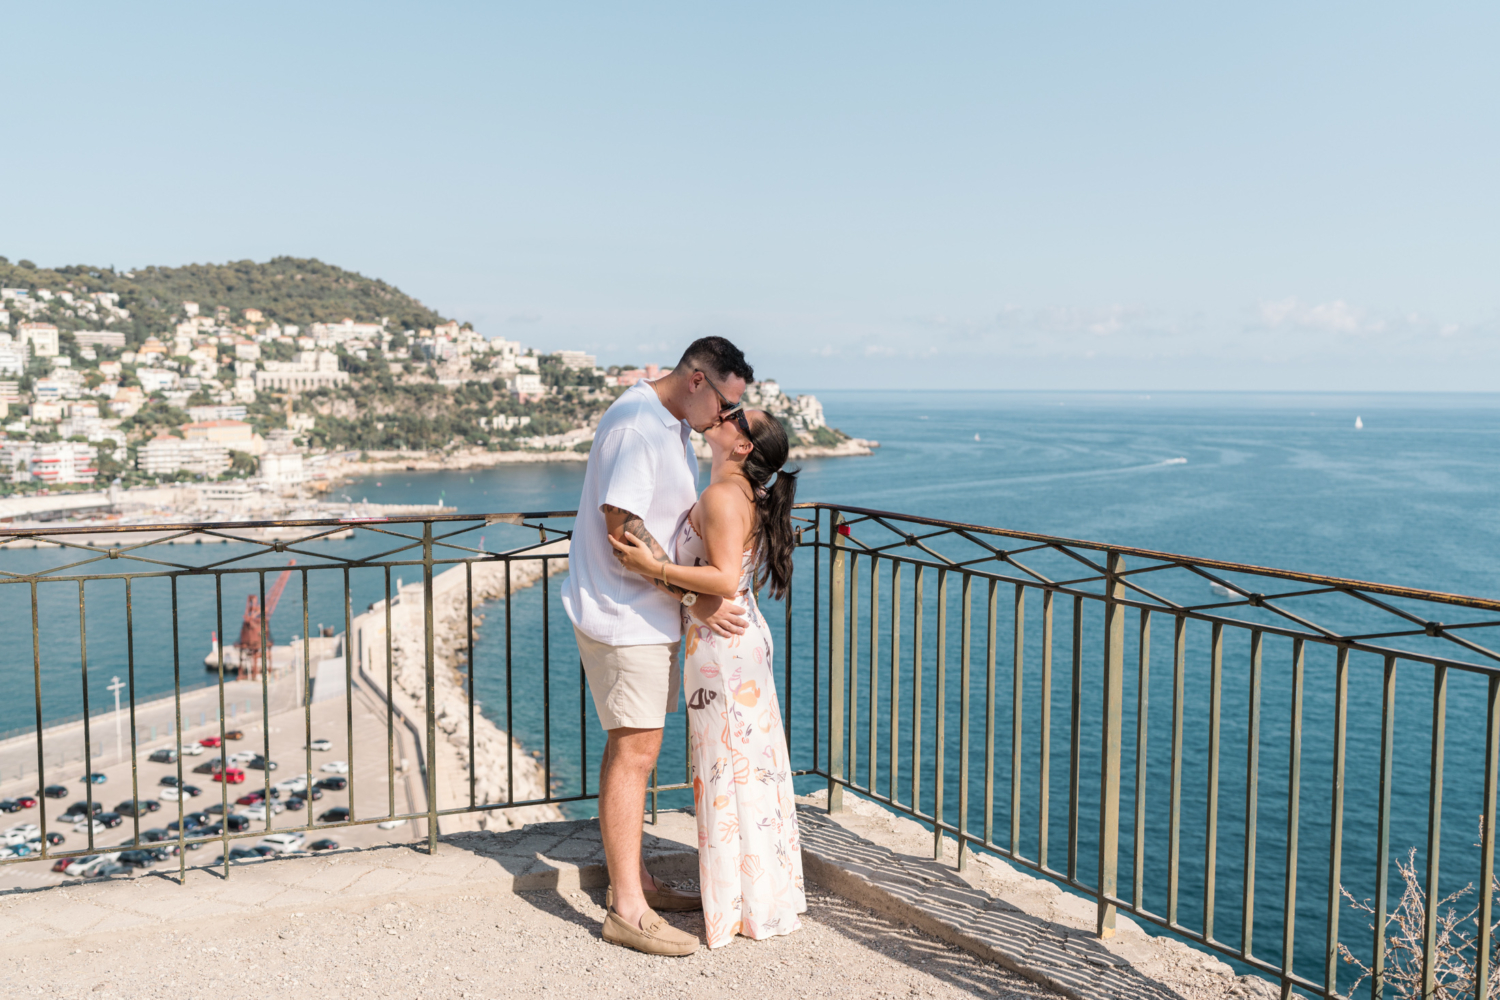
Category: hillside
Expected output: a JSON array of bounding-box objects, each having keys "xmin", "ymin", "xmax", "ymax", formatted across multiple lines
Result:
[{"xmin": 0, "ymin": 256, "xmax": 448, "ymax": 345}]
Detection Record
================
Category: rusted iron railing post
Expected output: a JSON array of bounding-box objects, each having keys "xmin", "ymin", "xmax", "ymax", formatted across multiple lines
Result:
[
  {"xmin": 1097, "ymin": 551, "xmax": 1125, "ymax": 938},
  {"xmin": 423, "ymin": 521, "xmax": 440, "ymax": 853},
  {"xmin": 828, "ymin": 511, "xmax": 847, "ymax": 813}
]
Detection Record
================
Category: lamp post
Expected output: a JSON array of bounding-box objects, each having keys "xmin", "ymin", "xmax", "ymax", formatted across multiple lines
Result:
[{"xmin": 107, "ymin": 675, "xmax": 126, "ymax": 762}]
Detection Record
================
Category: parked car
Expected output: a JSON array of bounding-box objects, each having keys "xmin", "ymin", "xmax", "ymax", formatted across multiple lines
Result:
[
  {"xmin": 242, "ymin": 802, "xmax": 284, "ymax": 822},
  {"xmin": 319, "ymin": 761, "xmax": 349, "ymax": 775},
  {"xmin": 307, "ymin": 739, "xmax": 333, "ymax": 752},
  {"xmin": 43, "ymin": 785, "xmax": 69, "ymax": 799},
  {"xmin": 308, "ymin": 838, "xmax": 339, "ymax": 851},
  {"xmin": 213, "ymin": 768, "xmax": 246, "ymax": 785},
  {"xmin": 141, "ymin": 828, "xmax": 170, "ymax": 843},
  {"xmin": 202, "ymin": 815, "xmax": 250, "ymax": 835},
  {"xmin": 61, "ymin": 802, "xmax": 103, "ymax": 822},
  {"xmin": 317, "ymin": 807, "xmax": 351, "ymax": 823},
  {"xmin": 96, "ymin": 812, "xmax": 123, "ymax": 829},
  {"xmin": 227, "ymin": 752, "xmax": 256, "ymax": 765},
  {"xmin": 315, "ymin": 776, "xmax": 347, "ymax": 791},
  {"xmin": 15, "ymin": 795, "xmax": 37, "ymax": 809},
  {"xmin": 116, "ymin": 849, "xmax": 163, "ymax": 868},
  {"xmin": 215, "ymin": 847, "xmax": 263, "ymax": 863},
  {"xmin": 52, "ymin": 857, "xmax": 81, "ymax": 873},
  {"xmin": 257, "ymin": 833, "xmax": 305, "ymax": 854},
  {"xmin": 377, "ymin": 819, "xmax": 407, "ymax": 830},
  {"xmin": 246, "ymin": 756, "xmax": 277, "ymax": 771},
  {"xmin": 116, "ymin": 799, "xmax": 160, "ymax": 817},
  {"xmin": 273, "ymin": 776, "xmax": 310, "ymax": 795},
  {"xmin": 44, "ymin": 831, "xmax": 64, "ymax": 846},
  {"xmin": 158, "ymin": 788, "xmax": 190, "ymax": 802},
  {"xmin": 94, "ymin": 863, "xmax": 132, "ymax": 877},
  {"xmin": 192, "ymin": 759, "xmax": 221, "ymax": 775},
  {"xmin": 179, "ymin": 743, "xmax": 205, "ymax": 756},
  {"xmin": 224, "ymin": 730, "xmax": 245, "ymax": 741},
  {"xmin": 82, "ymin": 773, "xmax": 108, "ymax": 785},
  {"xmin": 197, "ymin": 736, "xmax": 222, "ymax": 749},
  {"xmin": 282, "ymin": 797, "xmax": 305, "ymax": 811},
  {"xmin": 71, "ymin": 819, "xmax": 109, "ymax": 835},
  {"xmin": 289, "ymin": 786, "xmax": 323, "ymax": 802},
  {"xmin": 0, "ymin": 799, "xmax": 20, "ymax": 813},
  {"xmin": 180, "ymin": 784, "xmax": 203, "ymax": 798},
  {"xmin": 6, "ymin": 823, "xmax": 40, "ymax": 841},
  {"xmin": 159, "ymin": 775, "xmax": 189, "ymax": 788},
  {"xmin": 148, "ymin": 748, "xmax": 178, "ymax": 764},
  {"xmin": 166, "ymin": 812, "xmax": 210, "ymax": 833}
]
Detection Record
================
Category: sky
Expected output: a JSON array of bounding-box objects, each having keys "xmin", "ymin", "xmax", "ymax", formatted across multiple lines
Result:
[{"xmin": 2, "ymin": 3, "xmax": 1497, "ymax": 391}]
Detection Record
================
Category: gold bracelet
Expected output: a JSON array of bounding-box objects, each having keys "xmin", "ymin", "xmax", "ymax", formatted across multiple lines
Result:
[{"xmin": 661, "ymin": 563, "xmax": 671, "ymax": 588}]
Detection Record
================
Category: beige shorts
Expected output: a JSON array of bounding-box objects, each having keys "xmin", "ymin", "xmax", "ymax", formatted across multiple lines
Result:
[{"xmin": 574, "ymin": 626, "xmax": 681, "ymax": 731}]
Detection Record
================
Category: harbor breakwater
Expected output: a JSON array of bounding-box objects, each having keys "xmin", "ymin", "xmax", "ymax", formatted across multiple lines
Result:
[{"xmin": 349, "ymin": 542, "xmax": 572, "ymax": 832}]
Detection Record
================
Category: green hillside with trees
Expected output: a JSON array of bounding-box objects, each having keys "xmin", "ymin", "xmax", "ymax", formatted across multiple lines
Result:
[{"xmin": 0, "ymin": 256, "xmax": 448, "ymax": 345}]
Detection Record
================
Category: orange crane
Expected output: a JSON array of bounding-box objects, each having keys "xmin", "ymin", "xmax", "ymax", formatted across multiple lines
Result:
[{"xmin": 236, "ymin": 561, "xmax": 295, "ymax": 679}]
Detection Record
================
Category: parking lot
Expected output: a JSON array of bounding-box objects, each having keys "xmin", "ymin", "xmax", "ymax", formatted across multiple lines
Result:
[{"xmin": 0, "ymin": 673, "xmax": 432, "ymax": 887}]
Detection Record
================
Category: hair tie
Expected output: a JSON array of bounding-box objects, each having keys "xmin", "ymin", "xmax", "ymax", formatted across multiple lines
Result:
[{"xmin": 754, "ymin": 485, "xmax": 769, "ymax": 502}]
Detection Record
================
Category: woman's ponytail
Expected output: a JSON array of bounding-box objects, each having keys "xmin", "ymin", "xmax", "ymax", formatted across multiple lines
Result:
[{"xmin": 741, "ymin": 412, "xmax": 799, "ymax": 600}]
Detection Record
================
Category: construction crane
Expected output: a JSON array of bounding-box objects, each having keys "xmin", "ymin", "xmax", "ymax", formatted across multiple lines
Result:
[{"xmin": 236, "ymin": 561, "xmax": 295, "ymax": 679}]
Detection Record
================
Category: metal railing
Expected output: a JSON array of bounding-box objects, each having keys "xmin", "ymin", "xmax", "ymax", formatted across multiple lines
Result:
[
  {"xmin": 3, "ymin": 504, "xmax": 1498, "ymax": 997},
  {"xmin": 800, "ymin": 503, "xmax": 1500, "ymax": 1000}
]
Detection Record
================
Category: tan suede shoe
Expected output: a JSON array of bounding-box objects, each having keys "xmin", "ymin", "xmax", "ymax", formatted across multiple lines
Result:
[
  {"xmin": 602, "ymin": 907, "xmax": 699, "ymax": 956},
  {"xmin": 606, "ymin": 881, "xmax": 703, "ymax": 912}
]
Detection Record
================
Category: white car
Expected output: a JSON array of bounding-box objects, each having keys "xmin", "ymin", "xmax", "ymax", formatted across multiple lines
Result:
[
  {"xmin": 376, "ymin": 819, "xmax": 406, "ymax": 830},
  {"xmin": 228, "ymin": 752, "xmax": 257, "ymax": 765},
  {"xmin": 179, "ymin": 743, "xmax": 205, "ymax": 756},
  {"xmin": 257, "ymin": 833, "xmax": 305, "ymax": 854},
  {"xmin": 242, "ymin": 802, "xmax": 284, "ymax": 821},
  {"xmin": 306, "ymin": 739, "xmax": 333, "ymax": 752},
  {"xmin": 5, "ymin": 823, "xmax": 39, "ymax": 842},
  {"xmin": 72, "ymin": 819, "xmax": 109, "ymax": 835},
  {"xmin": 158, "ymin": 787, "xmax": 191, "ymax": 802},
  {"xmin": 273, "ymin": 776, "xmax": 310, "ymax": 795},
  {"xmin": 67, "ymin": 853, "xmax": 120, "ymax": 877},
  {"xmin": 319, "ymin": 761, "xmax": 349, "ymax": 775}
]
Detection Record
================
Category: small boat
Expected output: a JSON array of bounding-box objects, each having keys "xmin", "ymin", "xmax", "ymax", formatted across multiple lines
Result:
[
  {"xmin": 974, "ymin": 434, "xmax": 981, "ymax": 442},
  {"xmin": 1355, "ymin": 416, "xmax": 1363, "ymax": 429}
]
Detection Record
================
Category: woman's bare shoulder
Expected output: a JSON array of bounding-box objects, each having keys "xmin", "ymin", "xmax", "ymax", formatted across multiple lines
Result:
[{"xmin": 698, "ymin": 480, "xmax": 752, "ymax": 516}]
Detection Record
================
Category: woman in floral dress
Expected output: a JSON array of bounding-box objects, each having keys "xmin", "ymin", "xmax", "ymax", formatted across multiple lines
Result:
[{"xmin": 610, "ymin": 400, "xmax": 805, "ymax": 949}]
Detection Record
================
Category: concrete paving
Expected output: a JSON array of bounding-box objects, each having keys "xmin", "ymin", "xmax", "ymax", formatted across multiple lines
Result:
[{"xmin": 0, "ymin": 789, "xmax": 1286, "ymax": 999}]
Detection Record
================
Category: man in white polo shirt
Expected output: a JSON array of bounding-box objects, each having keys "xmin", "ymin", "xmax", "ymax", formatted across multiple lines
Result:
[{"xmin": 562, "ymin": 337, "xmax": 753, "ymax": 956}]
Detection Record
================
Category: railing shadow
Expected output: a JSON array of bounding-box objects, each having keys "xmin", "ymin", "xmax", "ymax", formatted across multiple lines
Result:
[{"xmin": 798, "ymin": 806, "xmax": 1197, "ymax": 1000}]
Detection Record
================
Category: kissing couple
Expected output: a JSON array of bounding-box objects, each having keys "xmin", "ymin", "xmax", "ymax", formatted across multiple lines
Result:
[{"xmin": 561, "ymin": 336, "xmax": 805, "ymax": 955}]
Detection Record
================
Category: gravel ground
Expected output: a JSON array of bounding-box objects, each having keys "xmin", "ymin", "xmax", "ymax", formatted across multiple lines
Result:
[{"xmin": 2, "ymin": 884, "xmax": 1059, "ymax": 1000}]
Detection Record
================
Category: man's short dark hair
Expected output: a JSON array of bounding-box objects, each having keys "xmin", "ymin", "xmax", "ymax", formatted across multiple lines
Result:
[{"xmin": 676, "ymin": 336, "xmax": 754, "ymax": 384}]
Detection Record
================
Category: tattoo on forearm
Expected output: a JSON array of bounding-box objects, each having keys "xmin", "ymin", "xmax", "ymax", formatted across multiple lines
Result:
[{"xmin": 602, "ymin": 504, "xmax": 690, "ymax": 597}]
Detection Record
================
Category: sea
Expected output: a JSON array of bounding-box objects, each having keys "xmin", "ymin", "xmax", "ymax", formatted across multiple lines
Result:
[{"xmin": 7, "ymin": 389, "xmax": 1500, "ymax": 986}]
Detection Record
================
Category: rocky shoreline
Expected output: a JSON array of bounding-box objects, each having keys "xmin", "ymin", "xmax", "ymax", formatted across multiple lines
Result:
[{"xmin": 326, "ymin": 435, "xmax": 878, "ymax": 480}]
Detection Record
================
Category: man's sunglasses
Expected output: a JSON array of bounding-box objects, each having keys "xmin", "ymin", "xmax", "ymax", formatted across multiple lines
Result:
[{"xmin": 695, "ymin": 369, "xmax": 751, "ymax": 435}]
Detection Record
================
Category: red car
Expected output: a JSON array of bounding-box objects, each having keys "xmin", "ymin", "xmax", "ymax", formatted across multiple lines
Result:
[
  {"xmin": 212, "ymin": 768, "xmax": 245, "ymax": 785},
  {"xmin": 15, "ymin": 795, "xmax": 37, "ymax": 809},
  {"xmin": 235, "ymin": 790, "xmax": 270, "ymax": 806},
  {"xmin": 197, "ymin": 736, "xmax": 222, "ymax": 749}
]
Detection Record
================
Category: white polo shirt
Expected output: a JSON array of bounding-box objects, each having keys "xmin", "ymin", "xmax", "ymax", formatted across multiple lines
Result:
[{"xmin": 562, "ymin": 381, "xmax": 699, "ymax": 646}]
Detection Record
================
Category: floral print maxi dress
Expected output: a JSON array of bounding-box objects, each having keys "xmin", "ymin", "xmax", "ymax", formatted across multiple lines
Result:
[{"xmin": 676, "ymin": 513, "xmax": 806, "ymax": 948}]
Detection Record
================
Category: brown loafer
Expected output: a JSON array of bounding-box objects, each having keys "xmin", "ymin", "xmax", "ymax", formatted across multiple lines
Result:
[
  {"xmin": 602, "ymin": 907, "xmax": 699, "ymax": 956},
  {"xmin": 606, "ymin": 881, "xmax": 703, "ymax": 912}
]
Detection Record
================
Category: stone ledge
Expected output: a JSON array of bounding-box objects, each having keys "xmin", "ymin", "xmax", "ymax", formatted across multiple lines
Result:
[{"xmin": 796, "ymin": 791, "xmax": 1280, "ymax": 1000}]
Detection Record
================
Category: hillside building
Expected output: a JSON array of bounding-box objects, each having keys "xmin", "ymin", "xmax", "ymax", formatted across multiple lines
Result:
[
  {"xmin": 18, "ymin": 322, "xmax": 58, "ymax": 357},
  {"xmin": 139, "ymin": 435, "xmax": 228, "ymax": 478},
  {"xmin": 256, "ymin": 351, "xmax": 348, "ymax": 392}
]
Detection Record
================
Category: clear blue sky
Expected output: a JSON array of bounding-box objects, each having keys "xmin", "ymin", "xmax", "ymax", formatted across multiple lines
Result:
[{"xmin": 3, "ymin": 4, "xmax": 1496, "ymax": 390}]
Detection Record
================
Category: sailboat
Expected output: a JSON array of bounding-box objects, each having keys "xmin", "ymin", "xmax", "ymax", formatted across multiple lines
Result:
[{"xmin": 1355, "ymin": 416, "xmax": 1364, "ymax": 430}]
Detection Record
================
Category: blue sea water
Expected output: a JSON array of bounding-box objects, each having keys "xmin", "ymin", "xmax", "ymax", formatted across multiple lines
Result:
[{"xmin": 7, "ymin": 390, "xmax": 1500, "ymax": 987}]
